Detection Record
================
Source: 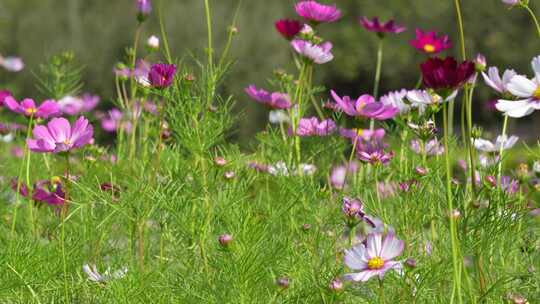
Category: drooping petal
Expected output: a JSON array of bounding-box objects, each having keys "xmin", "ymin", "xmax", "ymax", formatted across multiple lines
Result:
[{"xmin": 496, "ymin": 99, "xmax": 535, "ymax": 118}]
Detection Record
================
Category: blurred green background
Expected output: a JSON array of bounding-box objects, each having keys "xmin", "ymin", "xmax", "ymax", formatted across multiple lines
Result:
[{"xmin": 0, "ymin": 0, "xmax": 539, "ymax": 139}]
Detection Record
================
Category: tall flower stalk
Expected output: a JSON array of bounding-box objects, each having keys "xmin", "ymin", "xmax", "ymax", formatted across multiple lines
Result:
[{"xmin": 370, "ymin": 38, "xmax": 384, "ymax": 130}]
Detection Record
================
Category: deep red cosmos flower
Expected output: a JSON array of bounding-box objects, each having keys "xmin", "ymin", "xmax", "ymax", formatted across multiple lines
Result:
[
  {"xmin": 420, "ymin": 57, "xmax": 475, "ymax": 92},
  {"xmin": 275, "ymin": 19, "xmax": 303, "ymax": 40}
]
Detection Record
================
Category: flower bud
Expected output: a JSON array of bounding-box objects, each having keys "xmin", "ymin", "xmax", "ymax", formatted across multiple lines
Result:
[
  {"xmin": 415, "ymin": 166, "xmax": 428, "ymax": 176},
  {"xmin": 147, "ymin": 35, "xmax": 159, "ymax": 51},
  {"xmin": 471, "ymin": 125, "xmax": 483, "ymax": 139},
  {"xmin": 405, "ymin": 258, "xmax": 417, "ymax": 268},
  {"xmin": 474, "ymin": 53, "xmax": 487, "ymax": 72},
  {"xmin": 224, "ymin": 171, "xmax": 235, "ymax": 179},
  {"xmin": 136, "ymin": 0, "xmax": 152, "ymax": 22},
  {"xmin": 276, "ymin": 277, "xmax": 290, "ymax": 289},
  {"xmin": 218, "ymin": 234, "xmax": 233, "ymax": 247},
  {"xmin": 451, "ymin": 209, "xmax": 461, "ymax": 219},
  {"xmin": 328, "ymin": 278, "xmax": 343, "ymax": 292},
  {"xmin": 214, "ymin": 157, "xmax": 227, "ymax": 166}
]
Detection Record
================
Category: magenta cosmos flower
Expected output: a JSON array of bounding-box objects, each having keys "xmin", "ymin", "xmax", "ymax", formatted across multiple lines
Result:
[
  {"xmin": 295, "ymin": 1, "xmax": 342, "ymax": 24},
  {"xmin": 33, "ymin": 179, "xmax": 66, "ymax": 206},
  {"xmin": 344, "ymin": 232, "xmax": 404, "ymax": 282},
  {"xmin": 3, "ymin": 97, "xmax": 60, "ymax": 119},
  {"xmin": 420, "ymin": 57, "xmax": 475, "ymax": 92},
  {"xmin": 275, "ymin": 19, "xmax": 303, "ymax": 40},
  {"xmin": 245, "ymin": 85, "xmax": 292, "ymax": 109},
  {"xmin": 357, "ymin": 149, "xmax": 394, "ymax": 165},
  {"xmin": 359, "ymin": 17, "xmax": 406, "ymax": 35},
  {"xmin": 0, "ymin": 90, "xmax": 11, "ymax": 106},
  {"xmin": 293, "ymin": 117, "xmax": 336, "ymax": 136},
  {"xmin": 410, "ymin": 29, "xmax": 452, "ymax": 55},
  {"xmin": 148, "ymin": 63, "xmax": 176, "ymax": 88},
  {"xmin": 27, "ymin": 116, "xmax": 93, "ymax": 153},
  {"xmin": 291, "ymin": 39, "xmax": 334, "ymax": 64},
  {"xmin": 330, "ymin": 90, "xmax": 399, "ymax": 120}
]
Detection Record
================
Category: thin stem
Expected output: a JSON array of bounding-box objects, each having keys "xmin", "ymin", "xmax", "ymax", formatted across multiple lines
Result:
[
  {"xmin": 379, "ymin": 279, "xmax": 385, "ymax": 304},
  {"xmin": 443, "ymin": 103, "xmax": 463, "ymax": 304},
  {"xmin": 466, "ymin": 82, "xmax": 477, "ymax": 201},
  {"xmin": 497, "ymin": 115, "xmax": 509, "ymax": 185},
  {"xmin": 523, "ymin": 5, "xmax": 540, "ymax": 38},
  {"xmin": 451, "ymin": 0, "xmax": 467, "ymax": 137},
  {"xmin": 61, "ymin": 152, "xmax": 71, "ymax": 302},
  {"xmin": 158, "ymin": 0, "xmax": 173, "ymax": 64},
  {"xmin": 204, "ymin": 0, "xmax": 213, "ymax": 70},
  {"xmin": 370, "ymin": 38, "xmax": 384, "ymax": 131}
]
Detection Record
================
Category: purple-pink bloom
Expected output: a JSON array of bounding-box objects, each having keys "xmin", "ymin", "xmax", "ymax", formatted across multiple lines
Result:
[
  {"xmin": 482, "ymin": 67, "xmax": 517, "ymax": 95},
  {"xmin": 244, "ymin": 85, "xmax": 292, "ymax": 109},
  {"xmin": 344, "ymin": 232, "xmax": 404, "ymax": 282},
  {"xmin": 342, "ymin": 197, "xmax": 367, "ymax": 221},
  {"xmin": 410, "ymin": 138, "xmax": 444, "ymax": 156},
  {"xmin": 295, "ymin": 1, "xmax": 342, "ymax": 24},
  {"xmin": 136, "ymin": 0, "xmax": 152, "ymax": 19},
  {"xmin": 0, "ymin": 90, "xmax": 11, "ymax": 106},
  {"xmin": 359, "ymin": 17, "xmax": 406, "ymax": 35},
  {"xmin": 410, "ymin": 29, "xmax": 452, "ymax": 55},
  {"xmin": 101, "ymin": 108, "xmax": 132, "ymax": 133},
  {"xmin": 57, "ymin": 94, "xmax": 100, "ymax": 116},
  {"xmin": 329, "ymin": 162, "xmax": 358, "ymax": 190},
  {"xmin": 291, "ymin": 39, "xmax": 334, "ymax": 64},
  {"xmin": 33, "ymin": 179, "xmax": 65, "ymax": 206},
  {"xmin": 3, "ymin": 97, "xmax": 60, "ymax": 119},
  {"xmin": 148, "ymin": 63, "xmax": 176, "ymax": 88},
  {"xmin": 330, "ymin": 90, "xmax": 399, "ymax": 120},
  {"xmin": 293, "ymin": 117, "xmax": 336, "ymax": 136},
  {"xmin": 339, "ymin": 127, "xmax": 385, "ymax": 145},
  {"xmin": 27, "ymin": 116, "xmax": 93, "ymax": 153}
]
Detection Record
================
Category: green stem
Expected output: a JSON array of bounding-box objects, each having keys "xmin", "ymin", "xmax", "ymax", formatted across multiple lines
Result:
[
  {"xmin": 466, "ymin": 82, "xmax": 477, "ymax": 202},
  {"xmin": 204, "ymin": 0, "xmax": 213, "ymax": 70},
  {"xmin": 497, "ymin": 115, "xmax": 509, "ymax": 185},
  {"xmin": 128, "ymin": 25, "xmax": 142, "ymax": 160},
  {"xmin": 370, "ymin": 38, "xmax": 384, "ymax": 131},
  {"xmin": 379, "ymin": 279, "xmax": 385, "ymax": 304},
  {"xmin": 61, "ymin": 152, "xmax": 71, "ymax": 302},
  {"xmin": 523, "ymin": 5, "xmax": 540, "ymax": 38},
  {"xmin": 158, "ymin": 0, "xmax": 173, "ymax": 64},
  {"xmin": 451, "ymin": 0, "xmax": 467, "ymax": 137},
  {"xmin": 443, "ymin": 103, "xmax": 463, "ymax": 304}
]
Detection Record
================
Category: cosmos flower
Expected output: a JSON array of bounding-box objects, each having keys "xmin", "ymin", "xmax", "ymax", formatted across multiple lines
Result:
[
  {"xmin": 27, "ymin": 116, "xmax": 93, "ymax": 153},
  {"xmin": 406, "ymin": 90, "xmax": 457, "ymax": 113},
  {"xmin": 0, "ymin": 90, "xmax": 11, "ymax": 106},
  {"xmin": 291, "ymin": 39, "xmax": 334, "ymax": 64},
  {"xmin": 342, "ymin": 197, "xmax": 368, "ymax": 222},
  {"xmin": 482, "ymin": 67, "xmax": 517, "ymax": 95},
  {"xmin": 410, "ymin": 138, "xmax": 444, "ymax": 156},
  {"xmin": 344, "ymin": 232, "xmax": 404, "ymax": 282},
  {"xmin": 0, "ymin": 56, "xmax": 24, "ymax": 72},
  {"xmin": 83, "ymin": 264, "xmax": 128, "ymax": 283},
  {"xmin": 380, "ymin": 89, "xmax": 409, "ymax": 114},
  {"xmin": 32, "ymin": 179, "xmax": 66, "ymax": 206},
  {"xmin": 100, "ymin": 108, "xmax": 132, "ymax": 133},
  {"xmin": 57, "ymin": 94, "xmax": 100, "ymax": 116},
  {"xmin": 420, "ymin": 57, "xmax": 475, "ymax": 92},
  {"xmin": 410, "ymin": 29, "xmax": 452, "ymax": 55},
  {"xmin": 339, "ymin": 128, "xmax": 385, "ymax": 145},
  {"xmin": 329, "ymin": 162, "xmax": 358, "ymax": 190},
  {"xmin": 293, "ymin": 117, "xmax": 337, "ymax": 136},
  {"xmin": 502, "ymin": 0, "xmax": 520, "ymax": 7},
  {"xmin": 268, "ymin": 110, "xmax": 290, "ymax": 124},
  {"xmin": 496, "ymin": 55, "xmax": 540, "ymax": 118},
  {"xmin": 245, "ymin": 85, "xmax": 292, "ymax": 109},
  {"xmin": 359, "ymin": 17, "xmax": 406, "ymax": 35},
  {"xmin": 357, "ymin": 149, "xmax": 394, "ymax": 165},
  {"xmin": 474, "ymin": 135, "xmax": 519, "ymax": 152},
  {"xmin": 330, "ymin": 90, "xmax": 399, "ymax": 120},
  {"xmin": 148, "ymin": 63, "xmax": 176, "ymax": 88},
  {"xmin": 275, "ymin": 19, "xmax": 303, "ymax": 40},
  {"xmin": 295, "ymin": 1, "xmax": 342, "ymax": 24},
  {"xmin": 3, "ymin": 97, "xmax": 60, "ymax": 119}
]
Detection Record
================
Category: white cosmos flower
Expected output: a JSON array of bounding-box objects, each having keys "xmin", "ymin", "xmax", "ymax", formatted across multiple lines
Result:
[
  {"xmin": 380, "ymin": 89, "xmax": 409, "ymax": 114},
  {"xmin": 496, "ymin": 55, "xmax": 540, "ymax": 118},
  {"xmin": 533, "ymin": 161, "xmax": 540, "ymax": 173},
  {"xmin": 406, "ymin": 90, "xmax": 457, "ymax": 114},
  {"xmin": 82, "ymin": 264, "xmax": 128, "ymax": 283},
  {"xmin": 474, "ymin": 135, "xmax": 519, "ymax": 152},
  {"xmin": 482, "ymin": 67, "xmax": 517, "ymax": 94},
  {"xmin": 1, "ymin": 133, "xmax": 14, "ymax": 143},
  {"xmin": 268, "ymin": 110, "xmax": 290, "ymax": 124},
  {"xmin": 0, "ymin": 56, "xmax": 24, "ymax": 72}
]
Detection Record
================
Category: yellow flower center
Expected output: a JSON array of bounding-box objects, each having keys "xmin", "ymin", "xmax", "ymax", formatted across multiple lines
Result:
[
  {"xmin": 51, "ymin": 176, "xmax": 62, "ymax": 184},
  {"xmin": 367, "ymin": 257, "xmax": 385, "ymax": 270},
  {"xmin": 25, "ymin": 107, "xmax": 37, "ymax": 114},
  {"xmin": 533, "ymin": 86, "xmax": 540, "ymax": 100},
  {"xmin": 423, "ymin": 44, "xmax": 435, "ymax": 53},
  {"xmin": 63, "ymin": 139, "xmax": 71, "ymax": 145},
  {"xmin": 355, "ymin": 129, "xmax": 363, "ymax": 136}
]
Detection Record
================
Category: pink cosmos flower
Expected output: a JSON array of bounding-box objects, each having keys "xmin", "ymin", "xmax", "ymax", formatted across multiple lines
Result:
[
  {"xmin": 496, "ymin": 55, "xmax": 540, "ymax": 118},
  {"xmin": 293, "ymin": 117, "xmax": 336, "ymax": 136},
  {"xmin": 33, "ymin": 179, "xmax": 65, "ymax": 206},
  {"xmin": 357, "ymin": 149, "xmax": 394, "ymax": 165},
  {"xmin": 101, "ymin": 108, "xmax": 132, "ymax": 133},
  {"xmin": 329, "ymin": 162, "xmax": 358, "ymax": 190},
  {"xmin": 0, "ymin": 90, "xmax": 11, "ymax": 106},
  {"xmin": 148, "ymin": 63, "xmax": 176, "ymax": 88},
  {"xmin": 410, "ymin": 138, "xmax": 444, "ymax": 156},
  {"xmin": 295, "ymin": 1, "xmax": 342, "ymax": 24},
  {"xmin": 339, "ymin": 128, "xmax": 385, "ymax": 145},
  {"xmin": 410, "ymin": 29, "xmax": 452, "ymax": 55},
  {"xmin": 482, "ymin": 67, "xmax": 517, "ymax": 94},
  {"xmin": 380, "ymin": 89, "xmax": 409, "ymax": 114},
  {"xmin": 344, "ymin": 232, "xmax": 404, "ymax": 282},
  {"xmin": 291, "ymin": 39, "xmax": 334, "ymax": 64},
  {"xmin": 406, "ymin": 90, "xmax": 457, "ymax": 113},
  {"xmin": 0, "ymin": 56, "xmax": 24, "ymax": 72},
  {"xmin": 330, "ymin": 90, "xmax": 399, "ymax": 120},
  {"xmin": 359, "ymin": 17, "xmax": 406, "ymax": 35},
  {"xmin": 27, "ymin": 116, "xmax": 93, "ymax": 153},
  {"xmin": 245, "ymin": 85, "xmax": 292, "ymax": 109},
  {"xmin": 136, "ymin": 0, "xmax": 152, "ymax": 19},
  {"xmin": 502, "ymin": 0, "xmax": 519, "ymax": 7},
  {"xmin": 275, "ymin": 19, "xmax": 303, "ymax": 40},
  {"xmin": 3, "ymin": 97, "xmax": 60, "ymax": 119},
  {"xmin": 57, "ymin": 94, "xmax": 100, "ymax": 116}
]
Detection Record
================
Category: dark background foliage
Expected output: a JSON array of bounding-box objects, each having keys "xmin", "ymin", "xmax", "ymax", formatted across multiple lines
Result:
[{"xmin": 0, "ymin": 0, "xmax": 539, "ymax": 139}]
